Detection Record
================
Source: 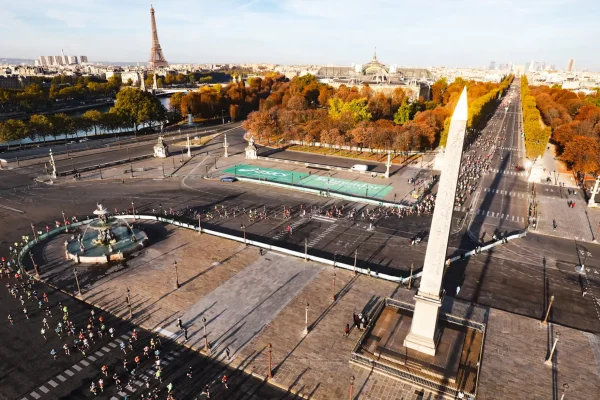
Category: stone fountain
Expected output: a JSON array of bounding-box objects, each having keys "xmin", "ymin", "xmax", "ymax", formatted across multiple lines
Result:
[{"xmin": 66, "ymin": 204, "xmax": 148, "ymax": 263}]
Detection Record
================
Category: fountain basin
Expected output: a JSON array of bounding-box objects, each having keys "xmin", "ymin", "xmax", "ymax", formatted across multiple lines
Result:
[{"xmin": 66, "ymin": 224, "xmax": 148, "ymax": 264}]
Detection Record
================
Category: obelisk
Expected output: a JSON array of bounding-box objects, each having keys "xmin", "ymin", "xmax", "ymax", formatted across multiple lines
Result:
[{"xmin": 404, "ymin": 87, "xmax": 468, "ymax": 356}]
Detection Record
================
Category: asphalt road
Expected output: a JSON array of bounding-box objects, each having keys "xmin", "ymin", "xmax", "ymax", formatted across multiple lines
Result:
[
  {"xmin": 466, "ymin": 83, "xmax": 529, "ymax": 241},
  {"xmin": 0, "ymin": 123, "xmax": 241, "ymax": 163}
]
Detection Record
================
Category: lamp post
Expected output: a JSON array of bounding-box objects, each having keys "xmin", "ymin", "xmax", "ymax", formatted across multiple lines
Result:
[
  {"xmin": 202, "ymin": 316, "xmax": 209, "ymax": 352},
  {"xmin": 62, "ymin": 210, "xmax": 68, "ymax": 232},
  {"xmin": 31, "ymin": 223, "xmax": 37, "ymax": 242},
  {"xmin": 303, "ymin": 302, "xmax": 309, "ymax": 336},
  {"xmin": 302, "ymin": 238, "xmax": 307, "ymax": 262},
  {"xmin": 545, "ymin": 331, "xmax": 560, "ymax": 365},
  {"xmin": 126, "ymin": 286, "xmax": 132, "ymax": 319},
  {"xmin": 408, "ymin": 263, "xmax": 414, "ymax": 289},
  {"xmin": 173, "ymin": 260, "xmax": 180, "ymax": 289},
  {"xmin": 332, "ymin": 268, "xmax": 337, "ymax": 302},
  {"xmin": 198, "ymin": 214, "xmax": 202, "ymax": 234},
  {"xmin": 349, "ymin": 376, "xmax": 355, "ymax": 400},
  {"xmin": 542, "ymin": 295, "xmax": 554, "ymax": 325},
  {"xmin": 559, "ymin": 383, "xmax": 569, "ymax": 400},
  {"xmin": 241, "ymin": 223, "xmax": 247, "ymax": 246},
  {"xmin": 74, "ymin": 268, "xmax": 82, "ymax": 297},
  {"xmin": 131, "ymin": 200, "xmax": 135, "ymax": 219},
  {"xmin": 29, "ymin": 252, "xmax": 39, "ymax": 278},
  {"xmin": 267, "ymin": 343, "xmax": 273, "ymax": 378}
]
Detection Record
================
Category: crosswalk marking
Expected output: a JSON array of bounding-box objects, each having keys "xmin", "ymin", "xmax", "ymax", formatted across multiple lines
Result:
[
  {"xmin": 48, "ymin": 380, "xmax": 58, "ymax": 388},
  {"xmin": 56, "ymin": 375, "xmax": 66, "ymax": 382},
  {"xmin": 80, "ymin": 360, "xmax": 90, "ymax": 367},
  {"xmin": 64, "ymin": 370, "xmax": 74, "ymax": 376},
  {"xmin": 29, "ymin": 392, "xmax": 40, "ymax": 399},
  {"xmin": 72, "ymin": 364, "xmax": 82, "ymax": 372},
  {"xmin": 476, "ymin": 209, "xmax": 525, "ymax": 223},
  {"xmin": 88, "ymin": 355, "xmax": 97, "ymax": 361},
  {"xmin": 108, "ymin": 342, "xmax": 117, "ymax": 348},
  {"xmin": 38, "ymin": 386, "xmax": 49, "ymax": 394},
  {"xmin": 102, "ymin": 346, "xmax": 110, "ymax": 352}
]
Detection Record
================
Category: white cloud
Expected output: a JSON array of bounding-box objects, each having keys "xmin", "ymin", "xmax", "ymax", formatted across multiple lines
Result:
[{"xmin": 46, "ymin": 10, "xmax": 88, "ymax": 28}]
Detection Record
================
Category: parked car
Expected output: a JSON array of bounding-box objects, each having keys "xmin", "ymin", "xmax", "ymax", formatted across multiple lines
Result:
[
  {"xmin": 79, "ymin": 138, "xmax": 89, "ymax": 143},
  {"xmin": 350, "ymin": 164, "xmax": 369, "ymax": 172},
  {"xmin": 220, "ymin": 176, "xmax": 237, "ymax": 183}
]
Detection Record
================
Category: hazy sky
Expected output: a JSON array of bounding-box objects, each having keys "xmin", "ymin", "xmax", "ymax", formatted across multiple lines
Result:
[{"xmin": 1, "ymin": 0, "xmax": 598, "ymax": 70}]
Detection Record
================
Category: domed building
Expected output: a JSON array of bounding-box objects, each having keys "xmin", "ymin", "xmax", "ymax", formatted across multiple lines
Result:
[{"xmin": 316, "ymin": 49, "xmax": 433, "ymax": 100}]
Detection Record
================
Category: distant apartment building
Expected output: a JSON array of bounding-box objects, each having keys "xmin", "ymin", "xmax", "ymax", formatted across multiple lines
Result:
[
  {"xmin": 36, "ymin": 54, "xmax": 88, "ymax": 66},
  {"xmin": 567, "ymin": 59, "xmax": 574, "ymax": 72}
]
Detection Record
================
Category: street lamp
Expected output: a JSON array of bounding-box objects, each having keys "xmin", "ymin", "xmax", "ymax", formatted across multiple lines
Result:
[
  {"xmin": 349, "ymin": 376, "xmax": 355, "ymax": 400},
  {"xmin": 29, "ymin": 252, "xmax": 40, "ymax": 278},
  {"xmin": 131, "ymin": 200, "xmax": 136, "ymax": 219},
  {"xmin": 241, "ymin": 223, "xmax": 247, "ymax": 246},
  {"xmin": 267, "ymin": 343, "xmax": 273, "ymax": 378},
  {"xmin": 303, "ymin": 302, "xmax": 309, "ymax": 336},
  {"xmin": 332, "ymin": 268, "xmax": 337, "ymax": 302},
  {"xmin": 542, "ymin": 295, "xmax": 554, "ymax": 325},
  {"xmin": 559, "ymin": 383, "xmax": 569, "ymax": 400},
  {"xmin": 545, "ymin": 331, "xmax": 560, "ymax": 365},
  {"xmin": 173, "ymin": 260, "xmax": 180, "ymax": 289},
  {"xmin": 73, "ymin": 268, "xmax": 82, "ymax": 297},
  {"xmin": 62, "ymin": 210, "xmax": 68, "ymax": 232},
  {"xmin": 31, "ymin": 223, "xmax": 37, "ymax": 242}
]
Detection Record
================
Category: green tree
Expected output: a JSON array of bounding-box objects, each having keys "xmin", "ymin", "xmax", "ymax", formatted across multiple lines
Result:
[
  {"xmin": 393, "ymin": 102, "xmax": 412, "ymax": 125},
  {"xmin": 81, "ymin": 109, "xmax": 102, "ymax": 136},
  {"xmin": 28, "ymin": 114, "xmax": 51, "ymax": 143},
  {"xmin": 328, "ymin": 98, "xmax": 371, "ymax": 124}
]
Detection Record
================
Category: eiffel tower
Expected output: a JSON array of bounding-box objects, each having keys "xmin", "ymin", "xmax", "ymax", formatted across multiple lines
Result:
[{"xmin": 149, "ymin": 4, "xmax": 168, "ymax": 69}]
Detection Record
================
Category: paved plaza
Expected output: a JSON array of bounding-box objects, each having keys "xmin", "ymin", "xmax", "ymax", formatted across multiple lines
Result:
[{"xmin": 31, "ymin": 219, "xmax": 600, "ymax": 399}]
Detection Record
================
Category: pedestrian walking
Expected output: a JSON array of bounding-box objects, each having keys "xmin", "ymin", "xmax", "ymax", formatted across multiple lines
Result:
[
  {"xmin": 23, "ymin": 307, "xmax": 29, "ymax": 319},
  {"xmin": 120, "ymin": 342, "xmax": 127, "ymax": 354},
  {"xmin": 344, "ymin": 323, "xmax": 350, "ymax": 337},
  {"xmin": 98, "ymin": 378, "xmax": 104, "ymax": 392},
  {"xmin": 225, "ymin": 347, "xmax": 231, "ymax": 360},
  {"xmin": 123, "ymin": 358, "xmax": 128, "ymax": 370},
  {"xmin": 150, "ymin": 337, "xmax": 156, "ymax": 350},
  {"xmin": 43, "ymin": 292, "xmax": 48, "ymax": 303},
  {"xmin": 89, "ymin": 382, "xmax": 97, "ymax": 395},
  {"xmin": 155, "ymin": 369, "xmax": 162, "ymax": 383},
  {"xmin": 41, "ymin": 327, "xmax": 47, "ymax": 340},
  {"xmin": 167, "ymin": 382, "xmax": 173, "ymax": 394},
  {"xmin": 143, "ymin": 345, "xmax": 150, "ymax": 357},
  {"xmin": 154, "ymin": 349, "xmax": 160, "ymax": 360},
  {"xmin": 63, "ymin": 343, "xmax": 70, "ymax": 355},
  {"xmin": 102, "ymin": 365, "xmax": 108, "ymax": 376},
  {"xmin": 131, "ymin": 329, "xmax": 138, "ymax": 341},
  {"xmin": 456, "ymin": 286, "xmax": 461, "ymax": 296},
  {"xmin": 109, "ymin": 327, "xmax": 115, "ymax": 338},
  {"xmin": 221, "ymin": 375, "xmax": 228, "ymax": 389},
  {"xmin": 8, "ymin": 314, "xmax": 13, "ymax": 325},
  {"xmin": 177, "ymin": 317, "xmax": 183, "ymax": 330},
  {"xmin": 183, "ymin": 327, "xmax": 188, "ymax": 342},
  {"xmin": 19, "ymin": 295, "xmax": 24, "ymax": 306},
  {"xmin": 353, "ymin": 312, "xmax": 359, "ymax": 327},
  {"xmin": 50, "ymin": 348, "xmax": 57, "ymax": 360},
  {"xmin": 135, "ymin": 355, "xmax": 140, "ymax": 367},
  {"xmin": 127, "ymin": 338, "xmax": 133, "ymax": 351},
  {"xmin": 187, "ymin": 366, "xmax": 193, "ymax": 379},
  {"xmin": 45, "ymin": 306, "xmax": 51, "ymax": 317}
]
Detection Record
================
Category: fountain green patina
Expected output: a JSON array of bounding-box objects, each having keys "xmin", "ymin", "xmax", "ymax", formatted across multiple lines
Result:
[{"xmin": 66, "ymin": 204, "xmax": 148, "ymax": 263}]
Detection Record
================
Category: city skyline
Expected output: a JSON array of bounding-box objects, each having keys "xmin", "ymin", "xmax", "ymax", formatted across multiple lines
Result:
[{"xmin": 0, "ymin": 0, "xmax": 598, "ymax": 70}]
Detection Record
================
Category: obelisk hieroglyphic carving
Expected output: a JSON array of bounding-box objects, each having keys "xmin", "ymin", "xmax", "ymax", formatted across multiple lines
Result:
[{"xmin": 404, "ymin": 87, "xmax": 468, "ymax": 356}]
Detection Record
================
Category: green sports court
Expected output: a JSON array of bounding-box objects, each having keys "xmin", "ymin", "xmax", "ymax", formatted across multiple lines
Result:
[{"xmin": 223, "ymin": 164, "xmax": 392, "ymax": 199}]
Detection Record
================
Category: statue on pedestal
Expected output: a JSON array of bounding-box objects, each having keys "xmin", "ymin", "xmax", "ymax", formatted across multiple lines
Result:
[{"xmin": 245, "ymin": 136, "xmax": 258, "ymax": 160}]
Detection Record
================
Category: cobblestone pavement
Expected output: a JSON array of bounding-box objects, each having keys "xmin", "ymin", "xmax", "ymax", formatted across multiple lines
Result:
[
  {"xmin": 534, "ymin": 189, "xmax": 600, "ymax": 243},
  {"xmin": 35, "ymin": 222, "xmax": 600, "ymax": 400}
]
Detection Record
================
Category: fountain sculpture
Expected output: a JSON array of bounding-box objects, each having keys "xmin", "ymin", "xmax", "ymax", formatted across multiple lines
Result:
[{"xmin": 66, "ymin": 204, "xmax": 148, "ymax": 263}]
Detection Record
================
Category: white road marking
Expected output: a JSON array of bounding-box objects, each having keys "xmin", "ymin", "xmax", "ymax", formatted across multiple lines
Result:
[{"xmin": 38, "ymin": 386, "xmax": 49, "ymax": 394}]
